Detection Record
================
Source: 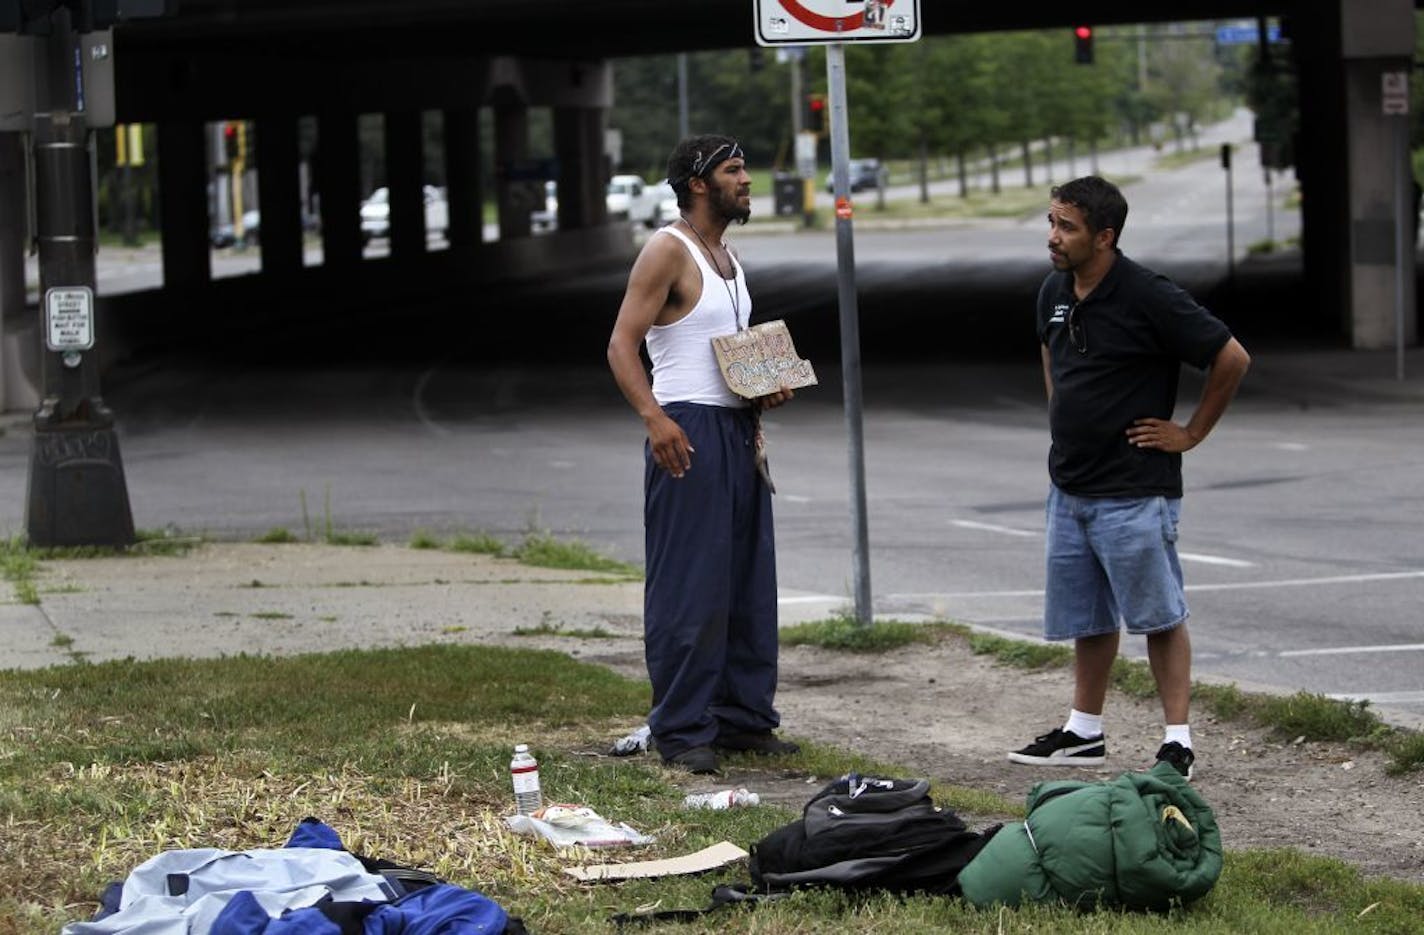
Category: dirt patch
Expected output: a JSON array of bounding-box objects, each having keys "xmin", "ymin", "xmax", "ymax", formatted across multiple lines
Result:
[{"xmin": 573, "ymin": 632, "xmax": 1424, "ymax": 883}]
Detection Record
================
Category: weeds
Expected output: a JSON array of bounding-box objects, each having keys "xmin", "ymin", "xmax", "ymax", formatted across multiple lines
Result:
[
  {"xmin": 256, "ymin": 527, "xmax": 300, "ymax": 544},
  {"xmin": 511, "ymin": 612, "xmax": 615, "ymax": 639},
  {"xmin": 781, "ymin": 615, "xmax": 952, "ymax": 652},
  {"xmin": 409, "ymin": 529, "xmax": 441, "ymax": 550},
  {"xmin": 449, "ymin": 533, "xmax": 504, "ymax": 555},
  {"xmin": 510, "ymin": 532, "xmax": 641, "ymax": 576}
]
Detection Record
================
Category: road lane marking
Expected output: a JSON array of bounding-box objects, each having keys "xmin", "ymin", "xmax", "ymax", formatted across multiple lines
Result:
[
  {"xmin": 950, "ymin": 519, "xmax": 1038, "ymax": 537},
  {"xmin": 781, "ymin": 494, "xmax": 813, "ymax": 504},
  {"xmin": 1328, "ymin": 691, "xmax": 1424, "ymax": 704},
  {"xmin": 1186, "ymin": 569, "xmax": 1424, "ymax": 592},
  {"xmin": 1178, "ymin": 552, "xmax": 1256, "ymax": 568},
  {"xmin": 778, "ymin": 594, "xmax": 845, "ymax": 605},
  {"xmin": 952, "ymin": 519, "xmax": 1254, "ymax": 567},
  {"xmin": 884, "ymin": 568, "xmax": 1424, "ymax": 603},
  {"xmin": 1280, "ymin": 643, "xmax": 1424, "ymax": 657}
]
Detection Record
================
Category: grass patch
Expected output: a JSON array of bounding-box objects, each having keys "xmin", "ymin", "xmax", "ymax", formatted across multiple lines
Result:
[
  {"xmin": 964, "ymin": 629, "xmax": 1072, "ymax": 669},
  {"xmin": 510, "ymin": 532, "xmax": 641, "ymax": 577},
  {"xmin": 409, "ymin": 529, "xmax": 442, "ymax": 550},
  {"xmin": 510, "ymin": 613, "xmax": 616, "ymax": 640},
  {"xmin": 781, "ymin": 615, "xmax": 955, "ymax": 652},
  {"xmin": 2, "ymin": 645, "xmax": 1422, "ymax": 934},
  {"xmin": 256, "ymin": 527, "xmax": 301, "ymax": 544},
  {"xmin": 1385, "ymin": 731, "xmax": 1424, "ymax": 776},
  {"xmin": 49, "ymin": 633, "xmax": 75, "ymax": 649},
  {"xmin": 249, "ymin": 611, "xmax": 294, "ymax": 621},
  {"xmin": 449, "ymin": 533, "xmax": 505, "ymax": 556},
  {"xmin": 1152, "ymin": 146, "xmax": 1220, "ymax": 171},
  {"xmin": 325, "ymin": 531, "xmax": 379, "ymax": 546},
  {"xmin": 0, "ymin": 537, "xmax": 41, "ymax": 604}
]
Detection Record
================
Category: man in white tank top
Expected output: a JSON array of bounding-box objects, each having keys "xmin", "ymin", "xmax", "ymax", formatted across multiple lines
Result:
[{"xmin": 607, "ymin": 135, "xmax": 799, "ymax": 775}]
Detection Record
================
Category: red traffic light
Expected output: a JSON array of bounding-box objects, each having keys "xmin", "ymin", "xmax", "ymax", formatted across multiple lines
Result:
[
  {"xmin": 1074, "ymin": 25, "xmax": 1092, "ymax": 40},
  {"xmin": 809, "ymin": 97, "xmax": 824, "ymax": 111}
]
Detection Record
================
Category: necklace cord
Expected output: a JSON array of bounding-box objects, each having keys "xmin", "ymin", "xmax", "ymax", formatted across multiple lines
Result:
[{"xmin": 680, "ymin": 215, "xmax": 744, "ymax": 332}]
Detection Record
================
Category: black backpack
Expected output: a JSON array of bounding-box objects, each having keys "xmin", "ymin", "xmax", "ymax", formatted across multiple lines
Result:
[{"xmin": 747, "ymin": 773, "xmax": 998, "ymax": 895}]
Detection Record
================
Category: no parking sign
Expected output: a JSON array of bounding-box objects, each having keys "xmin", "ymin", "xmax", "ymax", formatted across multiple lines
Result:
[{"xmin": 754, "ymin": 0, "xmax": 921, "ymax": 45}]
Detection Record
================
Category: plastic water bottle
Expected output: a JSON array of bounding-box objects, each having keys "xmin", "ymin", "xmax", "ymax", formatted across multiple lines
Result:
[
  {"xmin": 682, "ymin": 788, "xmax": 760, "ymax": 810},
  {"xmin": 510, "ymin": 744, "xmax": 543, "ymax": 816}
]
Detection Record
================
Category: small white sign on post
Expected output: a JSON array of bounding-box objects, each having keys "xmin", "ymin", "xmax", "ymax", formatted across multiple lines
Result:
[
  {"xmin": 754, "ymin": 0, "xmax": 921, "ymax": 46},
  {"xmin": 45, "ymin": 286, "xmax": 95, "ymax": 351},
  {"xmin": 1382, "ymin": 71, "xmax": 1410, "ymax": 116}
]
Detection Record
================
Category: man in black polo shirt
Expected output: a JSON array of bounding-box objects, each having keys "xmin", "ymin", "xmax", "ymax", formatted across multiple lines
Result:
[{"xmin": 1008, "ymin": 176, "xmax": 1250, "ymax": 780}]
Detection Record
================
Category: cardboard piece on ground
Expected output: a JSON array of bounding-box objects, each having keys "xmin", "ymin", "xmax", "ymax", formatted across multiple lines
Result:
[{"xmin": 563, "ymin": 841, "xmax": 748, "ymax": 882}]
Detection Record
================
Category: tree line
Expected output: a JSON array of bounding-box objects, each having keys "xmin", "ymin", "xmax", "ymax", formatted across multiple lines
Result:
[{"xmin": 611, "ymin": 25, "xmax": 1264, "ymax": 185}]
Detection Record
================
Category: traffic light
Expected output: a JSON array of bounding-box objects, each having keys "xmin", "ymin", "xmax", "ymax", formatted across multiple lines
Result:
[
  {"xmin": 805, "ymin": 93, "xmax": 826, "ymax": 135},
  {"xmin": 222, "ymin": 122, "xmax": 239, "ymax": 163},
  {"xmin": 1073, "ymin": 25, "xmax": 1094, "ymax": 64}
]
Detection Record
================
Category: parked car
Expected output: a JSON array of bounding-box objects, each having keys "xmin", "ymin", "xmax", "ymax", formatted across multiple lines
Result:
[
  {"xmin": 824, "ymin": 158, "xmax": 885, "ymax": 193},
  {"xmin": 606, "ymin": 174, "xmax": 663, "ymax": 227},
  {"xmin": 651, "ymin": 179, "xmax": 679, "ymax": 226},
  {"xmin": 360, "ymin": 185, "xmax": 449, "ymax": 244},
  {"xmin": 531, "ymin": 180, "xmax": 559, "ymax": 232},
  {"xmin": 209, "ymin": 209, "xmax": 261, "ymax": 248}
]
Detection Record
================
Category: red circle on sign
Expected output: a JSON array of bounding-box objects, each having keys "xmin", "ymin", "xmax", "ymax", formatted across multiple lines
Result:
[{"xmin": 778, "ymin": 0, "xmax": 900, "ymax": 32}]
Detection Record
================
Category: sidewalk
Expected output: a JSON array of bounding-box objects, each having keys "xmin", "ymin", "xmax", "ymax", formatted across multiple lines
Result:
[{"xmin": 0, "ymin": 542, "xmax": 850, "ymax": 672}]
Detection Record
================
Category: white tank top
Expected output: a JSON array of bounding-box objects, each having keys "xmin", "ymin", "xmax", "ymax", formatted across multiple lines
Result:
[{"xmin": 646, "ymin": 225, "xmax": 752, "ymax": 408}]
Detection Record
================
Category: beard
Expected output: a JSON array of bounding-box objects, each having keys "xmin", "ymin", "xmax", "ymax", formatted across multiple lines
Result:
[{"xmin": 709, "ymin": 182, "xmax": 751, "ymax": 225}]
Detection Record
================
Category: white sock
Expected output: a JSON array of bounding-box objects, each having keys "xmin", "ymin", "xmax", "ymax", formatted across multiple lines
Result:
[
  {"xmin": 1164, "ymin": 724, "xmax": 1193, "ymax": 749},
  {"xmin": 1064, "ymin": 709, "xmax": 1104, "ymax": 739}
]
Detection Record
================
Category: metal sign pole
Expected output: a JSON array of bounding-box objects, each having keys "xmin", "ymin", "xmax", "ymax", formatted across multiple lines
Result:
[
  {"xmin": 1394, "ymin": 115, "xmax": 1407, "ymax": 382},
  {"xmin": 26, "ymin": 4, "xmax": 134, "ymax": 547},
  {"xmin": 826, "ymin": 43, "xmax": 872, "ymax": 626}
]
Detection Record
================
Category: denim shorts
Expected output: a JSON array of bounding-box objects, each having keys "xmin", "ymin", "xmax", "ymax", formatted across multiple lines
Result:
[{"xmin": 1043, "ymin": 485, "xmax": 1188, "ymax": 641}]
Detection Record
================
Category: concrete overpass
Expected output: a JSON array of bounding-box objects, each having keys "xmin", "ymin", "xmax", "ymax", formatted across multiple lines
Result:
[{"xmin": 0, "ymin": 0, "xmax": 1418, "ymax": 411}]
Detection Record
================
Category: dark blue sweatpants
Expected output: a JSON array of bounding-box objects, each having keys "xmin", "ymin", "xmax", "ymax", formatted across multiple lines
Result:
[{"xmin": 643, "ymin": 402, "xmax": 779, "ymax": 758}]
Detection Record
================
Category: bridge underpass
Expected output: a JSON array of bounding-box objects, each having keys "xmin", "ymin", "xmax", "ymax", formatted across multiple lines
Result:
[{"xmin": 0, "ymin": 0, "xmax": 1419, "ymax": 413}]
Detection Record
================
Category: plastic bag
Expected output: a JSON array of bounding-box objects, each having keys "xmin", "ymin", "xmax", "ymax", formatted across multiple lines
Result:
[{"xmin": 505, "ymin": 804, "xmax": 654, "ymax": 849}]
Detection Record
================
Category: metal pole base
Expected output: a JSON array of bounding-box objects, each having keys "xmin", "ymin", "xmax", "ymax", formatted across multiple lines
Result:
[{"xmin": 25, "ymin": 424, "xmax": 135, "ymax": 547}]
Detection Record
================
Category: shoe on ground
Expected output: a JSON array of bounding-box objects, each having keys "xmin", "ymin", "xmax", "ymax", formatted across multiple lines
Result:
[
  {"xmin": 1155, "ymin": 741, "xmax": 1195, "ymax": 780},
  {"xmin": 1007, "ymin": 727, "xmax": 1107, "ymax": 766},
  {"xmin": 663, "ymin": 745, "xmax": 719, "ymax": 774},
  {"xmin": 713, "ymin": 729, "xmax": 801, "ymax": 756}
]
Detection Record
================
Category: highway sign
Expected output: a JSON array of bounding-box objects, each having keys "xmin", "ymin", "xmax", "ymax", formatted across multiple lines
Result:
[
  {"xmin": 755, "ymin": 0, "xmax": 921, "ymax": 46},
  {"xmin": 1215, "ymin": 24, "xmax": 1281, "ymax": 45}
]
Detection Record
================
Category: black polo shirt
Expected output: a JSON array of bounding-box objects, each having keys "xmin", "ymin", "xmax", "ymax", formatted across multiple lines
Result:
[{"xmin": 1036, "ymin": 251, "xmax": 1231, "ymax": 499}]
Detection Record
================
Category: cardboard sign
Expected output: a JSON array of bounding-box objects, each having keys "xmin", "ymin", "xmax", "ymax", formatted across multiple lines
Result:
[{"xmin": 712, "ymin": 319, "xmax": 818, "ymax": 399}]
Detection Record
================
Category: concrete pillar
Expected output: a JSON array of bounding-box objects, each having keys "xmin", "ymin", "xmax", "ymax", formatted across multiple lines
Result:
[
  {"xmin": 255, "ymin": 116, "xmax": 303, "ymax": 275},
  {"xmin": 1341, "ymin": 0, "xmax": 1417, "ymax": 349},
  {"xmin": 1290, "ymin": 12, "xmax": 1349, "ymax": 336},
  {"xmin": 317, "ymin": 111, "xmax": 362, "ymax": 268},
  {"xmin": 492, "ymin": 87, "xmax": 532, "ymax": 241},
  {"xmin": 156, "ymin": 120, "xmax": 212, "ymax": 290},
  {"xmin": 0, "ymin": 132, "xmax": 40, "ymax": 412},
  {"xmin": 554, "ymin": 106, "xmax": 608, "ymax": 231},
  {"xmin": 444, "ymin": 108, "xmax": 482, "ymax": 248},
  {"xmin": 384, "ymin": 109, "xmax": 424, "ymax": 260}
]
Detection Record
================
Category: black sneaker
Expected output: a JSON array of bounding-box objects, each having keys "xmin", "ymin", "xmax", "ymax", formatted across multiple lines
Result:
[
  {"xmin": 713, "ymin": 729, "xmax": 800, "ymax": 756},
  {"xmin": 1155, "ymin": 741, "xmax": 1195, "ymax": 780},
  {"xmin": 663, "ymin": 745, "xmax": 719, "ymax": 775},
  {"xmin": 1007, "ymin": 728, "xmax": 1107, "ymax": 766}
]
